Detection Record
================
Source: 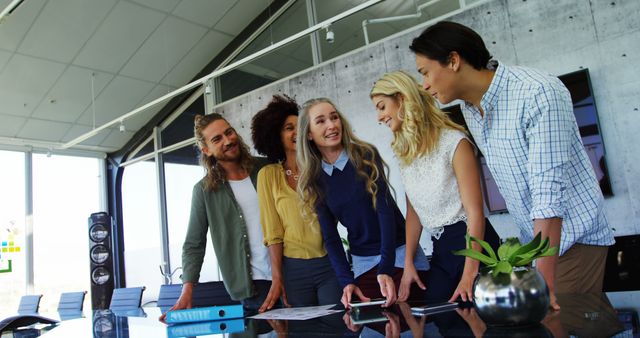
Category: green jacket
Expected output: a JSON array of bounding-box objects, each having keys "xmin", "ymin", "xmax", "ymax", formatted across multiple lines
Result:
[{"xmin": 181, "ymin": 157, "xmax": 269, "ymax": 301}]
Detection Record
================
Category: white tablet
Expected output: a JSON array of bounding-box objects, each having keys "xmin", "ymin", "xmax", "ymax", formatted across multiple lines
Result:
[
  {"xmin": 411, "ymin": 301, "xmax": 458, "ymax": 315},
  {"xmin": 348, "ymin": 298, "xmax": 386, "ymax": 308}
]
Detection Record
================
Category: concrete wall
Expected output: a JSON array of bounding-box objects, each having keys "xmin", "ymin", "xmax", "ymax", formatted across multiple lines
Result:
[{"xmin": 214, "ymin": 0, "xmax": 640, "ymax": 309}]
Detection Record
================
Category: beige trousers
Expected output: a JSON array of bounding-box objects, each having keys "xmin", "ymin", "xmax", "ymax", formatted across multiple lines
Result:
[{"xmin": 555, "ymin": 243, "xmax": 609, "ymax": 293}]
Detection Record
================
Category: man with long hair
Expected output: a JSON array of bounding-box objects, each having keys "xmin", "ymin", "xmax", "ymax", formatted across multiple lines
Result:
[{"xmin": 160, "ymin": 113, "xmax": 273, "ymax": 318}]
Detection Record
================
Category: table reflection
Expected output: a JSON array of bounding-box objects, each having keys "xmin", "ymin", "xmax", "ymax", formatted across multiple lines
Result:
[{"xmin": 10, "ymin": 292, "xmax": 625, "ymax": 338}]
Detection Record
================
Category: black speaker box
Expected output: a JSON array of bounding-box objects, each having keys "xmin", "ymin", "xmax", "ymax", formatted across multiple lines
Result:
[{"xmin": 89, "ymin": 212, "xmax": 115, "ymax": 310}]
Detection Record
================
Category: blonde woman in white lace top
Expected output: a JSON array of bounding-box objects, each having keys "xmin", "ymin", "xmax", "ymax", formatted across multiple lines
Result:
[{"xmin": 370, "ymin": 71, "xmax": 500, "ymax": 303}]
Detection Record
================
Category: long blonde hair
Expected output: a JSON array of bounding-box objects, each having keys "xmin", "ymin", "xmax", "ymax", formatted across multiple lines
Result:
[
  {"xmin": 370, "ymin": 71, "xmax": 465, "ymax": 166},
  {"xmin": 194, "ymin": 114, "xmax": 254, "ymax": 191},
  {"xmin": 296, "ymin": 98, "xmax": 390, "ymax": 210}
]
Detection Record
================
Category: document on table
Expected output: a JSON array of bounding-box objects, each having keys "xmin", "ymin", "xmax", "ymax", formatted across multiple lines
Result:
[{"xmin": 249, "ymin": 304, "xmax": 343, "ymax": 320}]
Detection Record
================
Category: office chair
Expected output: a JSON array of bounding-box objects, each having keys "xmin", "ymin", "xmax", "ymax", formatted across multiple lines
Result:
[
  {"xmin": 0, "ymin": 295, "xmax": 57, "ymax": 334},
  {"xmin": 17, "ymin": 295, "xmax": 42, "ymax": 315},
  {"xmin": 109, "ymin": 286, "xmax": 146, "ymax": 317},
  {"xmin": 156, "ymin": 281, "xmax": 240, "ymax": 314},
  {"xmin": 57, "ymin": 291, "xmax": 87, "ymax": 320},
  {"xmin": 157, "ymin": 284, "xmax": 183, "ymax": 313}
]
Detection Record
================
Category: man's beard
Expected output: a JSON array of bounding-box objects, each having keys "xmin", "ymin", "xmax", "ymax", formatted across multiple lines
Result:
[{"xmin": 215, "ymin": 142, "xmax": 241, "ymax": 162}]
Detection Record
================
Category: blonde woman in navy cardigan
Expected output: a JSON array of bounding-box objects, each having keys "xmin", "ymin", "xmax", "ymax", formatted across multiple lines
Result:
[{"xmin": 296, "ymin": 97, "xmax": 429, "ymax": 309}]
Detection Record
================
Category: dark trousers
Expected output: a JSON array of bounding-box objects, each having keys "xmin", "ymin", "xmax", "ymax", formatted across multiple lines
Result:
[
  {"xmin": 425, "ymin": 219, "xmax": 500, "ymax": 303},
  {"xmin": 241, "ymin": 279, "xmax": 275, "ymax": 312},
  {"xmin": 283, "ymin": 255, "xmax": 342, "ymax": 307},
  {"xmin": 355, "ymin": 266, "xmax": 429, "ymax": 302}
]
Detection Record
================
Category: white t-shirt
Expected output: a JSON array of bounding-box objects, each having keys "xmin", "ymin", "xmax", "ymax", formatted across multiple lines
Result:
[
  {"xmin": 400, "ymin": 129, "xmax": 469, "ymax": 239},
  {"xmin": 228, "ymin": 177, "xmax": 271, "ymax": 280}
]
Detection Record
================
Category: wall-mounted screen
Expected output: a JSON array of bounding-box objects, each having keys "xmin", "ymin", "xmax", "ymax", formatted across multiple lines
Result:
[{"xmin": 443, "ymin": 68, "xmax": 612, "ymax": 214}]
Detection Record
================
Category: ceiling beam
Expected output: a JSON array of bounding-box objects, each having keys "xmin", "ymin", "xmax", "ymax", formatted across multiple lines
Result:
[{"xmin": 61, "ymin": 0, "xmax": 384, "ymax": 150}]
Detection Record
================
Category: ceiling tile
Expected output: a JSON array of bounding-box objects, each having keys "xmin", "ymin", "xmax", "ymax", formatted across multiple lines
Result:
[
  {"xmin": 17, "ymin": 118, "xmax": 72, "ymax": 142},
  {"xmin": 18, "ymin": 0, "xmax": 117, "ymax": 63},
  {"xmin": 120, "ymin": 16, "xmax": 207, "ymax": 83},
  {"xmin": 214, "ymin": 0, "xmax": 268, "ymax": 35},
  {"xmin": 163, "ymin": 30, "xmax": 233, "ymax": 87},
  {"xmin": 73, "ymin": 1, "xmax": 165, "ymax": 73},
  {"xmin": 31, "ymin": 67, "xmax": 114, "ymax": 123},
  {"xmin": 0, "ymin": 49, "xmax": 11, "ymax": 70},
  {"xmin": 0, "ymin": 0, "xmax": 47, "ymax": 52},
  {"xmin": 0, "ymin": 114, "xmax": 26, "ymax": 137},
  {"xmin": 61, "ymin": 124, "xmax": 110, "ymax": 146},
  {"xmin": 0, "ymin": 54, "xmax": 65, "ymax": 117},
  {"xmin": 129, "ymin": 0, "xmax": 180, "ymax": 13},
  {"xmin": 172, "ymin": 0, "xmax": 236, "ymax": 28},
  {"xmin": 76, "ymin": 75, "xmax": 155, "ymax": 126}
]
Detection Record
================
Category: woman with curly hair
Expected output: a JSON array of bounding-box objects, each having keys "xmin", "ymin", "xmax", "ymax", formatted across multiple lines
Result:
[
  {"xmin": 370, "ymin": 71, "xmax": 500, "ymax": 303},
  {"xmin": 296, "ymin": 97, "xmax": 429, "ymax": 309},
  {"xmin": 251, "ymin": 95, "xmax": 341, "ymax": 312}
]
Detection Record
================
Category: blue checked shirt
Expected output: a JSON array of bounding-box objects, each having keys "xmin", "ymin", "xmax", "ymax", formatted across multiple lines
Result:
[{"xmin": 461, "ymin": 62, "xmax": 614, "ymax": 255}]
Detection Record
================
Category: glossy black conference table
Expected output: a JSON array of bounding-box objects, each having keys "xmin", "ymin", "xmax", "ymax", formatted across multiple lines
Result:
[{"xmin": 16, "ymin": 293, "xmax": 628, "ymax": 337}]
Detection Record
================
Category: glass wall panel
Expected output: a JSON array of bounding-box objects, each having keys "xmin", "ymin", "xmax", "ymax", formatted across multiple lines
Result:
[
  {"xmin": 127, "ymin": 137, "xmax": 154, "ymax": 162},
  {"xmin": 316, "ymin": 0, "xmax": 460, "ymax": 60},
  {"xmin": 121, "ymin": 160, "xmax": 161, "ymax": 305},
  {"xmin": 161, "ymin": 95, "xmax": 203, "ymax": 166},
  {"xmin": 221, "ymin": 0, "xmax": 311, "ymax": 102},
  {"xmin": 32, "ymin": 154, "xmax": 100, "ymax": 314},
  {"xmin": 234, "ymin": 0, "xmax": 308, "ymax": 60},
  {"xmin": 0, "ymin": 150, "xmax": 26, "ymax": 316},
  {"xmin": 164, "ymin": 149, "xmax": 220, "ymax": 284}
]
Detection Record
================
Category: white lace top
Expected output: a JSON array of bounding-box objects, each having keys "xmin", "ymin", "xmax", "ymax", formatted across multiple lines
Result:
[{"xmin": 399, "ymin": 129, "xmax": 468, "ymax": 239}]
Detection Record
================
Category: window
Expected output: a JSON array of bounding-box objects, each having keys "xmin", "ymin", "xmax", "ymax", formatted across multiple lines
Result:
[
  {"xmin": 165, "ymin": 153, "xmax": 221, "ymax": 284},
  {"xmin": 32, "ymin": 154, "xmax": 100, "ymax": 314},
  {"xmin": 0, "ymin": 150, "xmax": 26, "ymax": 316},
  {"xmin": 122, "ymin": 160, "xmax": 161, "ymax": 304}
]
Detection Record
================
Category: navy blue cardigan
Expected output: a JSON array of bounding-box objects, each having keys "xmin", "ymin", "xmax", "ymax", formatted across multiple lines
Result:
[{"xmin": 314, "ymin": 152, "xmax": 405, "ymax": 287}]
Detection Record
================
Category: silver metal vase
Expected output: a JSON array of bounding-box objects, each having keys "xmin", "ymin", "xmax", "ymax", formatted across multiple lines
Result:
[{"xmin": 473, "ymin": 267, "xmax": 550, "ymax": 326}]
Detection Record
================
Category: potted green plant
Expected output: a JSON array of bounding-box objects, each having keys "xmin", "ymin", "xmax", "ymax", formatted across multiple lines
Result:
[{"xmin": 453, "ymin": 232, "xmax": 558, "ymax": 326}]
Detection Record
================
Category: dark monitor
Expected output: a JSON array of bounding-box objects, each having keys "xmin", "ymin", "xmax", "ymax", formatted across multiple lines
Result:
[{"xmin": 443, "ymin": 68, "xmax": 612, "ymax": 214}]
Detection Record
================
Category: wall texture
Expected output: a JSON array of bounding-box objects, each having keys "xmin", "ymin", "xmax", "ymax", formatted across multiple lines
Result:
[{"xmin": 214, "ymin": 0, "xmax": 640, "ymax": 307}]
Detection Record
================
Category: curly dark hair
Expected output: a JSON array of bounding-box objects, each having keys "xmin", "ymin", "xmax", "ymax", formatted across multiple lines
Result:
[{"xmin": 251, "ymin": 94, "xmax": 299, "ymax": 163}]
